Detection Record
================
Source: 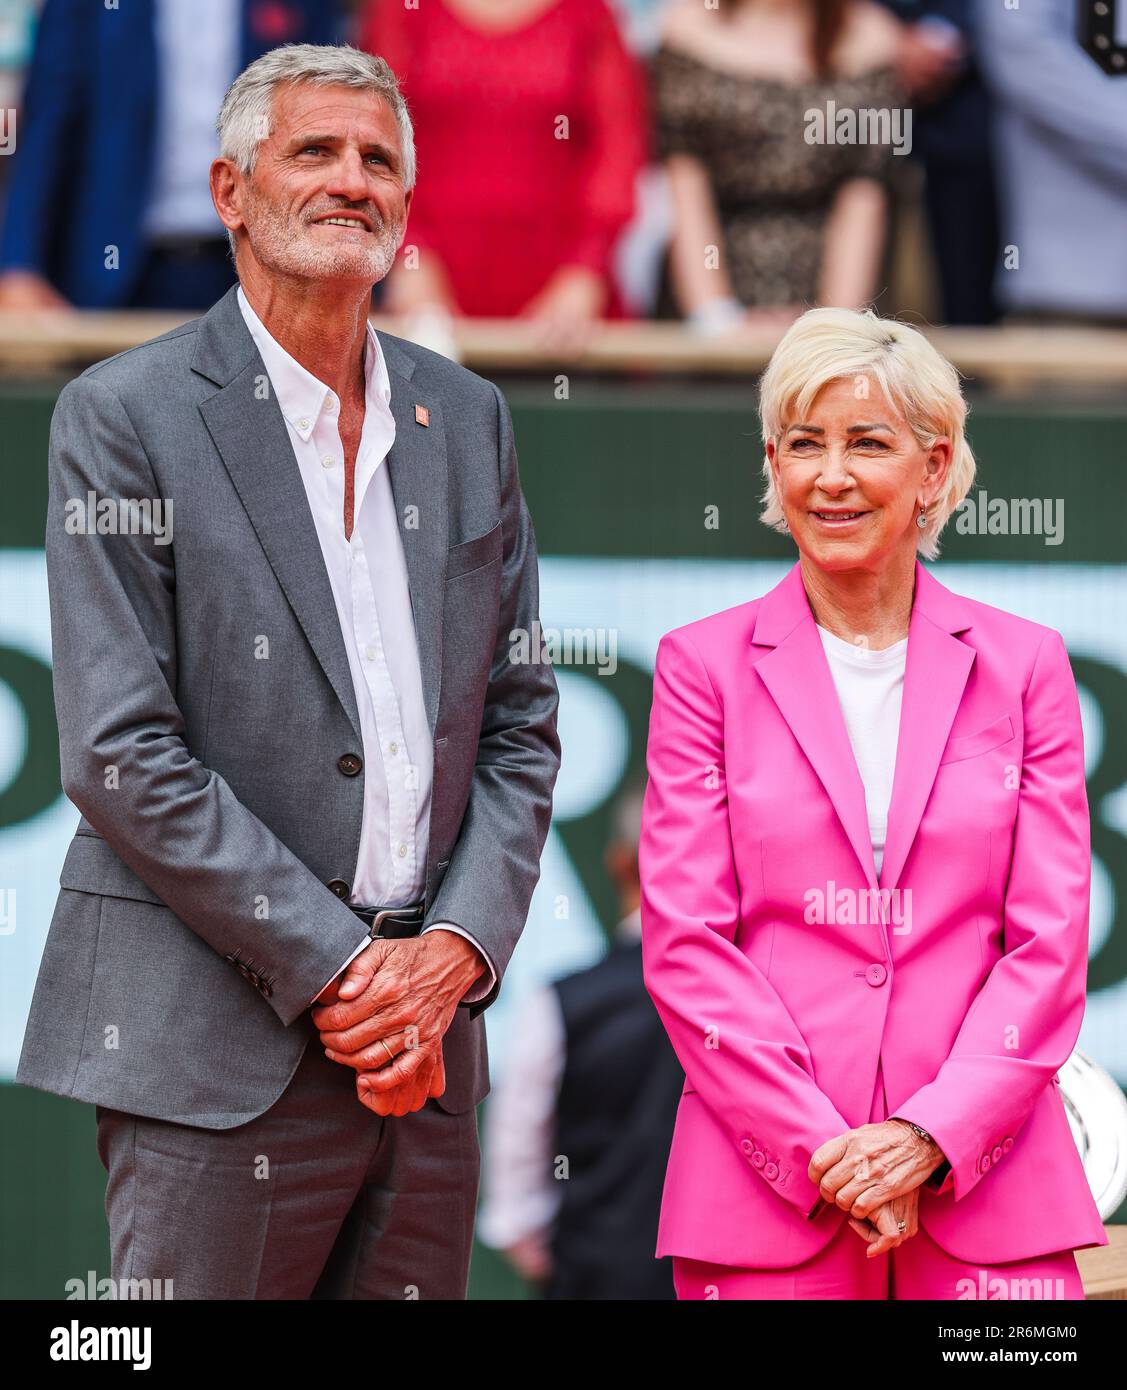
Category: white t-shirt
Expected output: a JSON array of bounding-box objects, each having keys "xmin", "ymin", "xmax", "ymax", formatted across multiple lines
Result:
[{"xmin": 815, "ymin": 624, "xmax": 908, "ymax": 878}]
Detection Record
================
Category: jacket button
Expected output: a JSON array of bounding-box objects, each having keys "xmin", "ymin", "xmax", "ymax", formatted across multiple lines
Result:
[
  {"xmin": 979, "ymin": 1154, "xmax": 992, "ymax": 1173},
  {"xmin": 991, "ymin": 1145, "xmax": 1003, "ymax": 1163},
  {"xmin": 764, "ymin": 1162, "xmax": 779, "ymax": 1180},
  {"xmin": 740, "ymin": 1139, "xmax": 754, "ymax": 1156},
  {"xmin": 1002, "ymin": 1137, "xmax": 1013, "ymax": 1153},
  {"xmin": 327, "ymin": 879, "xmax": 350, "ymax": 898},
  {"xmin": 751, "ymin": 1150, "xmax": 766, "ymax": 1169},
  {"xmin": 865, "ymin": 963, "xmax": 888, "ymax": 987},
  {"xmin": 337, "ymin": 753, "xmax": 362, "ymax": 776}
]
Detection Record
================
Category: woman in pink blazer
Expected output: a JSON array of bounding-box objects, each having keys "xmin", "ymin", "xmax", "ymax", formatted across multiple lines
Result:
[{"xmin": 639, "ymin": 306, "xmax": 1107, "ymax": 1299}]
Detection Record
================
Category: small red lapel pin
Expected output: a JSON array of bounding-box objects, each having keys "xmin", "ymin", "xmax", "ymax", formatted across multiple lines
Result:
[{"xmin": 415, "ymin": 404, "xmax": 430, "ymax": 427}]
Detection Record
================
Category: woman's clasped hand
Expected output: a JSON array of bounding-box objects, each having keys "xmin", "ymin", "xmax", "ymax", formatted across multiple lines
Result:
[{"xmin": 809, "ymin": 1119, "xmax": 943, "ymax": 1257}]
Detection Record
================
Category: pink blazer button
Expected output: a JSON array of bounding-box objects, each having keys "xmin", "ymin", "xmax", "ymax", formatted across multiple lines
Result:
[
  {"xmin": 764, "ymin": 1163, "xmax": 779, "ymax": 1180},
  {"xmin": 865, "ymin": 963, "xmax": 888, "ymax": 987},
  {"xmin": 991, "ymin": 1145, "xmax": 1003, "ymax": 1163},
  {"xmin": 1002, "ymin": 1137, "xmax": 1014, "ymax": 1153},
  {"xmin": 979, "ymin": 1154, "xmax": 992, "ymax": 1173},
  {"xmin": 752, "ymin": 1151, "xmax": 766, "ymax": 1169},
  {"xmin": 740, "ymin": 1139, "xmax": 754, "ymax": 1156}
]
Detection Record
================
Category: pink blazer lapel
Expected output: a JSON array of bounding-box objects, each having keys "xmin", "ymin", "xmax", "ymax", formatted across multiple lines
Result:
[
  {"xmin": 750, "ymin": 560, "xmax": 977, "ymax": 900},
  {"xmin": 880, "ymin": 561, "xmax": 976, "ymax": 892},
  {"xmin": 752, "ymin": 564, "xmax": 878, "ymax": 896}
]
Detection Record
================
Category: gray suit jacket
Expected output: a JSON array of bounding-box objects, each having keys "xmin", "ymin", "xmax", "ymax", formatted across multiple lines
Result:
[{"xmin": 17, "ymin": 284, "xmax": 561, "ymax": 1127}]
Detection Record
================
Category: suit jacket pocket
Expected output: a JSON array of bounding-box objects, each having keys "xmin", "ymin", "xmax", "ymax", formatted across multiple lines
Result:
[
  {"xmin": 446, "ymin": 520, "xmax": 503, "ymax": 579},
  {"xmin": 939, "ymin": 713, "xmax": 1016, "ymax": 765},
  {"xmin": 59, "ymin": 833, "xmax": 166, "ymax": 906}
]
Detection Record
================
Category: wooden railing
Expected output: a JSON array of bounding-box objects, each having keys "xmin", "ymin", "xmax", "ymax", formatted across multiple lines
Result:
[{"xmin": 1, "ymin": 311, "xmax": 1126, "ymax": 387}]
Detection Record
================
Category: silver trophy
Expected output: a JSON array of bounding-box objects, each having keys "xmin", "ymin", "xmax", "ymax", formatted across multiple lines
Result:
[{"xmin": 1059, "ymin": 1048, "xmax": 1127, "ymax": 1221}]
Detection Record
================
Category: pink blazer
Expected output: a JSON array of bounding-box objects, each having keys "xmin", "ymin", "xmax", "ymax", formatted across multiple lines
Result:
[{"xmin": 639, "ymin": 559, "xmax": 1107, "ymax": 1268}]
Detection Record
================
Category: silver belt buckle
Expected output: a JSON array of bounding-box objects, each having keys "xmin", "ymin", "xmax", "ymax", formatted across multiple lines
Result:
[{"xmin": 367, "ymin": 903, "xmax": 424, "ymax": 939}]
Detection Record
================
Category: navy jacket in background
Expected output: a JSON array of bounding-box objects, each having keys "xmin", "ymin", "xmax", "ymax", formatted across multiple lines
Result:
[{"xmin": 0, "ymin": 0, "xmax": 339, "ymax": 307}]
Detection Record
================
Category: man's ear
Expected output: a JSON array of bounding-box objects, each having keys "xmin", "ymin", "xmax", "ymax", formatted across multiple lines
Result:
[{"xmin": 210, "ymin": 157, "xmax": 245, "ymax": 242}]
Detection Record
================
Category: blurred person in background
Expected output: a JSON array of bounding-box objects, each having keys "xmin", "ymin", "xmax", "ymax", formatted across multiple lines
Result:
[
  {"xmin": 0, "ymin": 0, "xmax": 337, "ymax": 311},
  {"xmin": 876, "ymin": 0, "xmax": 1000, "ymax": 324},
  {"xmin": 974, "ymin": 0, "xmax": 1127, "ymax": 327},
  {"xmin": 477, "ymin": 782, "xmax": 684, "ymax": 1299},
  {"xmin": 358, "ymin": 0, "xmax": 649, "ymax": 355},
  {"xmin": 650, "ymin": 0, "xmax": 906, "ymax": 334},
  {"xmin": 0, "ymin": 0, "xmax": 37, "ymax": 207}
]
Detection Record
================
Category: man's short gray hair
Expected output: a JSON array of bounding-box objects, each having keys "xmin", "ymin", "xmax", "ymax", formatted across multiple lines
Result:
[{"xmin": 215, "ymin": 43, "xmax": 416, "ymax": 257}]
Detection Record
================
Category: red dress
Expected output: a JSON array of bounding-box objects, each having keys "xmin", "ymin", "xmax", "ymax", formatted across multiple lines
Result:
[{"xmin": 359, "ymin": 0, "xmax": 649, "ymax": 318}]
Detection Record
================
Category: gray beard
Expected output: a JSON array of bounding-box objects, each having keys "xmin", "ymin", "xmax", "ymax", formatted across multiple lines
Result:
[{"xmin": 244, "ymin": 196, "xmax": 401, "ymax": 285}]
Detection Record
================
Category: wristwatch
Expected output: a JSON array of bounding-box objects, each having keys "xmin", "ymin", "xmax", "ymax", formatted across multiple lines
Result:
[{"xmin": 892, "ymin": 1117, "xmax": 950, "ymax": 1189}]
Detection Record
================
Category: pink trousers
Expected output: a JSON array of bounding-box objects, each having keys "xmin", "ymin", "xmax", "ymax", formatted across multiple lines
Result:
[
  {"xmin": 672, "ymin": 1223, "xmax": 1085, "ymax": 1300},
  {"xmin": 673, "ymin": 1061, "xmax": 1086, "ymax": 1300}
]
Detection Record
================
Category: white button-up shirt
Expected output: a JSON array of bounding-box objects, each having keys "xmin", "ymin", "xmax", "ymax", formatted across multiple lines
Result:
[{"xmin": 236, "ymin": 287, "xmax": 495, "ymax": 1004}]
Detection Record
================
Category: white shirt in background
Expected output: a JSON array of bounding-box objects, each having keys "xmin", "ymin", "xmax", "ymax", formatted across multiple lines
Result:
[
  {"xmin": 476, "ymin": 908, "xmax": 643, "ymax": 1249},
  {"xmin": 144, "ymin": 0, "xmax": 241, "ymax": 239}
]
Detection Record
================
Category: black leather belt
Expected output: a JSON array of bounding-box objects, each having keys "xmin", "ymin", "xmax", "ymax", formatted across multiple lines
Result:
[{"xmin": 349, "ymin": 901, "xmax": 426, "ymax": 940}]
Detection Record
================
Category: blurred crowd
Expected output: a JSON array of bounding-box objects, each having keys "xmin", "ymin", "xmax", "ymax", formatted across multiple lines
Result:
[{"xmin": 1, "ymin": 0, "xmax": 1124, "ymax": 339}]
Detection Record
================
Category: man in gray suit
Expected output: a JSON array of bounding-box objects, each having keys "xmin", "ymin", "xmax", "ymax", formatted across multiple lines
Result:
[{"xmin": 17, "ymin": 44, "xmax": 561, "ymax": 1299}]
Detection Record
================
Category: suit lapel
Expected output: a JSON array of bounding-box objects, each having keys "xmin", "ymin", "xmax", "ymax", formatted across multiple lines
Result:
[
  {"xmin": 753, "ymin": 565, "xmax": 880, "ymax": 896},
  {"xmin": 191, "ymin": 287, "xmax": 448, "ymax": 745},
  {"xmin": 378, "ymin": 332, "xmax": 448, "ymax": 737},
  {"xmin": 751, "ymin": 560, "xmax": 976, "ymax": 902},
  {"xmin": 878, "ymin": 561, "xmax": 975, "ymax": 892}
]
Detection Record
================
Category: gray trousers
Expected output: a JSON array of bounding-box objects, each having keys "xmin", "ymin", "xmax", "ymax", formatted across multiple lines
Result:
[{"xmin": 95, "ymin": 1012, "xmax": 481, "ymax": 1299}]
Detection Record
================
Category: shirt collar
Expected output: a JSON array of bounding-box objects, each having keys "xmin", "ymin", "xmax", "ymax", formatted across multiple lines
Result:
[{"xmin": 236, "ymin": 284, "xmax": 392, "ymax": 444}]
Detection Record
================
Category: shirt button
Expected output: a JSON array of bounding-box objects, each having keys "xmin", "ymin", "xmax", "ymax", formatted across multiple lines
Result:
[
  {"xmin": 365, "ymin": 645, "xmax": 377, "ymax": 661},
  {"xmin": 322, "ymin": 456, "xmax": 335, "ymax": 468},
  {"xmin": 389, "ymin": 741, "xmax": 398, "ymax": 755},
  {"xmin": 397, "ymin": 843, "xmax": 407, "ymax": 858},
  {"xmin": 297, "ymin": 418, "xmax": 310, "ymax": 430},
  {"xmin": 324, "ymin": 394, "xmax": 337, "ymax": 414},
  {"xmin": 865, "ymin": 963, "xmax": 888, "ymax": 987}
]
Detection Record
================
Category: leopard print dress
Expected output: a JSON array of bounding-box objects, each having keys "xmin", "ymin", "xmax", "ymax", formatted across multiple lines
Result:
[{"xmin": 650, "ymin": 44, "xmax": 905, "ymax": 311}]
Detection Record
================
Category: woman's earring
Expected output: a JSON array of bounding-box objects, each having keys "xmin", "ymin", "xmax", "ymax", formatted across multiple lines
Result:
[{"xmin": 916, "ymin": 505, "xmax": 927, "ymax": 530}]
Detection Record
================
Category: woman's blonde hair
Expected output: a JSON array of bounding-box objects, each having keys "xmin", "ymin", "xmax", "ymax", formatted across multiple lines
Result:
[{"xmin": 757, "ymin": 307, "xmax": 976, "ymax": 560}]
